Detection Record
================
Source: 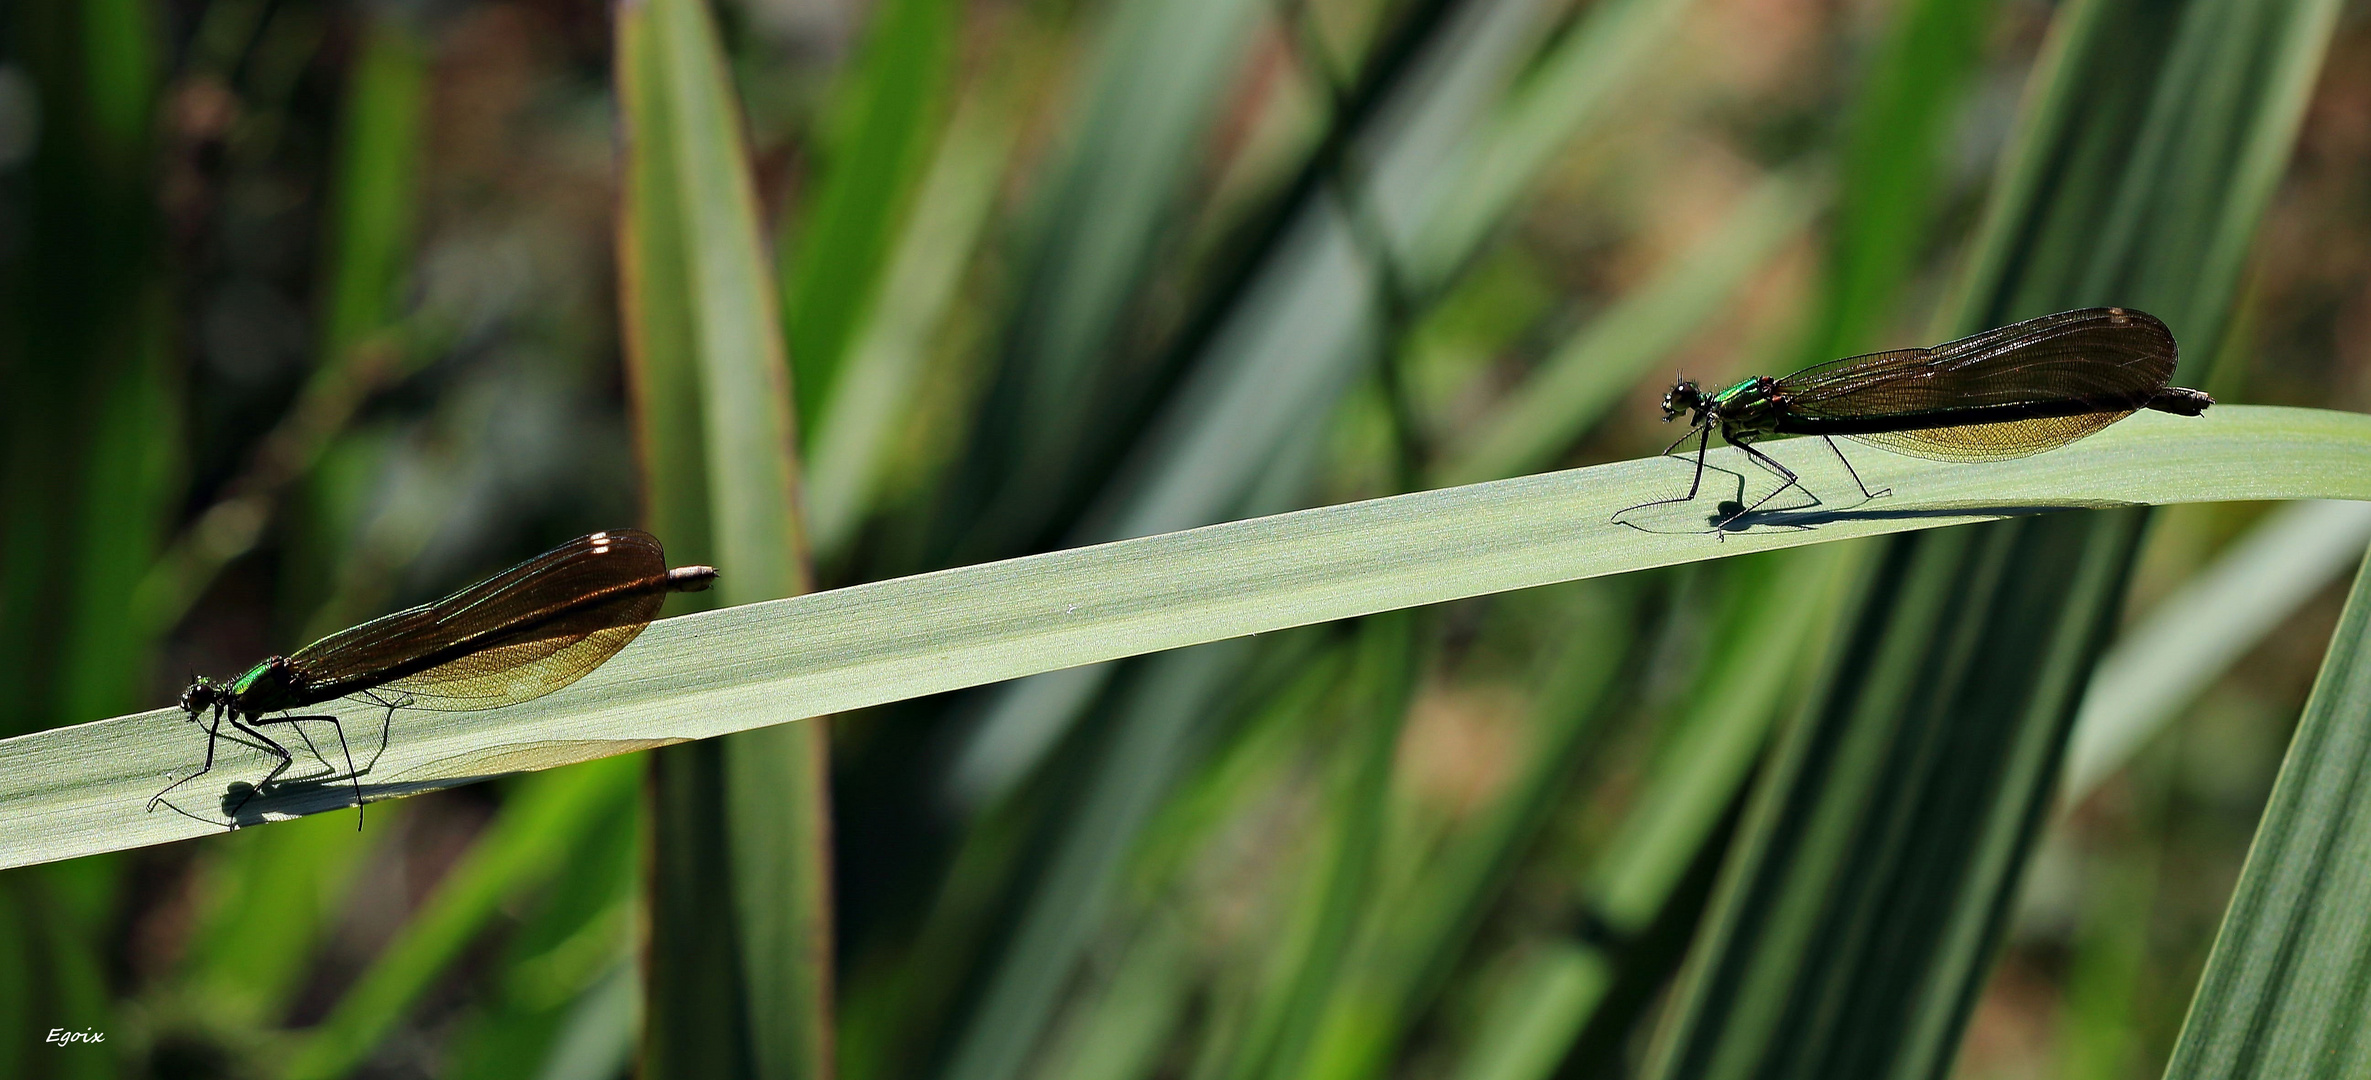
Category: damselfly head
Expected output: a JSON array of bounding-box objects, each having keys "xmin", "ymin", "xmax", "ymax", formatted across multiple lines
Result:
[
  {"xmin": 180, "ymin": 678, "xmax": 223, "ymax": 717},
  {"xmin": 1662, "ymin": 380, "xmax": 1705, "ymax": 423}
]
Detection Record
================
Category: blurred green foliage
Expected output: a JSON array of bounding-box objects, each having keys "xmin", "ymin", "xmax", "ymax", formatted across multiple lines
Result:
[{"xmin": 0, "ymin": 0, "xmax": 2366, "ymax": 1078}]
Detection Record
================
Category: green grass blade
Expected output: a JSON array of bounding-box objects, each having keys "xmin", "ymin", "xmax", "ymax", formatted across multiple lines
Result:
[
  {"xmin": 2173, "ymin": 0, "xmax": 2337, "ymax": 338},
  {"xmin": 948, "ymin": 0, "xmax": 1264, "ymax": 556},
  {"xmin": 3, "ymin": 405, "xmax": 2365, "ymax": 870},
  {"xmin": 1107, "ymin": 0, "xmax": 1696, "ymax": 540},
  {"xmin": 1637, "ymin": 0, "xmax": 2343, "ymax": 1075},
  {"xmin": 1241, "ymin": 615, "xmax": 1417, "ymax": 1080},
  {"xmin": 533, "ymin": 962, "xmax": 643, "ymax": 1080},
  {"xmin": 1795, "ymin": 0, "xmax": 2001, "ymax": 361},
  {"xmin": 1035, "ymin": 917, "xmax": 1194, "ymax": 1080},
  {"xmin": 1438, "ymin": 167, "xmax": 1824, "ymax": 486},
  {"xmin": 316, "ymin": 18, "xmax": 427, "ymax": 370},
  {"xmin": 719, "ymin": 717, "xmax": 836, "ymax": 1080},
  {"xmin": 2063, "ymin": 499, "xmax": 2371, "ymax": 804},
  {"xmin": 1419, "ymin": 549, "xmax": 1855, "ymax": 1080},
  {"xmin": 939, "ymin": 641, "xmax": 1256, "ymax": 1080},
  {"xmin": 1406, "ymin": 0, "xmax": 1703, "ymax": 283},
  {"xmin": 1488, "ymin": 548, "xmax": 1859, "ymax": 1079},
  {"xmin": 633, "ymin": 0, "xmax": 808, "ymax": 600},
  {"xmin": 1584, "ymin": 548, "xmax": 1851, "ymax": 934},
  {"xmin": 1643, "ymin": 514, "xmax": 2141, "ymax": 1080},
  {"xmin": 779, "ymin": 0, "xmax": 957, "ymax": 433},
  {"xmin": 1, "ymin": 0, "xmax": 169, "ymax": 738},
  {"xmin": 805, "ymin": 86, "xmax": 1018, "ymax": 558},
  {"xmin": 1450, "ymin": 945, "xmax": 1611, "ymax": 1080},
  {"xmin": 442, "ymin": 811, "xmax": 641, "ymax": 1080},
  {"xmin": 922, "ymin": 633, "xmax": 1340, "ymax": 1080},
  {"xmin": 1290, "ymin": 589, "xmax": 1636, "ymax": 1080},
  {"xmin": 615, "ymin": 0, "xmax": 830, "ymax": 1075},
  {"xmin": 952, "ymin": 0, "xmax": 1696, "ymax": 809},
  {"xmin": 2157, "ymin": 541, "xmax": 2371, "ymax": 1078},
  {"xmin": 616, "ymin": 2, "xmax": 737, "ymax": 1072},
  {"xmin": 171, "ymin": 811, "xmax": 377, "ymax": 1031},
  {"xmin": 130, "ymin": 11, "xmax": 431, "ymax": 688},
  {"xmin": 276, "ymin": 758, "xmax": 641, "ymax": 1080},
  {"xmin": 1, "ymin": 0, "xmax": 169, "ymax": 1073}
]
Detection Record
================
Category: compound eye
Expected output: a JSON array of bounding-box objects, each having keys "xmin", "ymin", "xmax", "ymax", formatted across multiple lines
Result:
[{"xmin": 182, "ymin": 682, "xmax": 217, "ymax": 712}]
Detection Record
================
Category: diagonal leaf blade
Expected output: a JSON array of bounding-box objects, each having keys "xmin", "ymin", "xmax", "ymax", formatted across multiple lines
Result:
[
  {"xmin": 2158, "ymin": 544, "xmax": 2371, "ymax": 1076},
  {"xmin": 1, "ymin": 406, "xmax": 2364, "ymax": 872},
  {"xmin": 616, "ymin": 0, "xmax": 829, "ymax": 1075}
]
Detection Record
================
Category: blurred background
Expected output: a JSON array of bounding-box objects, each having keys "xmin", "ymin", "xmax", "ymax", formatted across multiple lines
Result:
[{"xmin": 1, "ymin": 0, "xmax": 2367, "ymax": 1076}]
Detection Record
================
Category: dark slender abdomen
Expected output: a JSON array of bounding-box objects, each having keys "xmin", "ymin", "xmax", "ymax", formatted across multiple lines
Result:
[
  {"xmin": 2147, "ymin": 387, "xmax": 2214, "ymax": 416},
  {"xmin": 1775, "ymin": 387, "xmax": 2211, "ymax": 436}
]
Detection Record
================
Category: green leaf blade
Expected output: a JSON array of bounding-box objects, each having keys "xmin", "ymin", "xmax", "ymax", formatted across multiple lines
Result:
[
  {"xmin": 5, "ymin": 406, "xmax": 2366, "ymax": 872},
  {"xmin": 2160, "ymin": 541, "xmax": 2371, "ymax": 1078}
]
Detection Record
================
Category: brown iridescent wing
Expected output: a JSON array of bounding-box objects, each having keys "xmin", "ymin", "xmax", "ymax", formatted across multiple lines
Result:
[
  {"xmin": 287, "ymin": 530, "xmax": 670, "ymax": 711},
  {"xmin": 1841, "ymin": 413, "xmax": 2130, "ymax": 462},
  {"xmin": 376, "ymin": 592, "xmax": 663, "ymax": 709},
  {"xmin": 1777, "ymin": 308, "xmax": 2178, "ymax": 462}
]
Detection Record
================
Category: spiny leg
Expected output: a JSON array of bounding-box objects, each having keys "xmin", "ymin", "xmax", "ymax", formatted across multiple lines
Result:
[
  {"xmin": 151, "ymin": 794, "xmax": 232, "ymax": 829},
  {"xmin": 223, "ymin": 713, "xmax": 297, "ymax": 820},
  {"xmin": 1678, "ymin": 427, "xmax": 1751, "ymax": 507},
  {"xmin": 254, "ymin": 715, "xmax": 346, "ymax": 781},
  {"xmin": 1717, "ymin": 440, "xmax": 1823, "ymax": 530},
  {"xmin": 257, "ymin": 713, "xmax": 364, "ymax": 829},
  {"xmin": 1820, "ymin": 436, "xmax": 1889, "ymax": 501},
  {"xmin": 1636, "ymin": 426, "xmax": 1713, "ymax": 510},
  {"xmin": 354, "ymin": 689, "xmax": 411, "ymax": 775},
  {"xmin": 153, "ymin": 721, "xmax": 290, "ymax": 819},
  {"xmin": 1616, "ymin": 425, "xmax": 1746, "ymax": 521},
  {"xmin": 274, "ymin": 718, "xmax": 336, "ymax": 779},
  {"xmin": 150, "ymin": 705, "xmax": 228, "ymax": 812}
]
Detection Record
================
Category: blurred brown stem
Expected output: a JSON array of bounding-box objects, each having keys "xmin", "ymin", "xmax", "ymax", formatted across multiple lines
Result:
[{"xmin": 130, "ymin": 331, "xmax": 411, "ymax": 644}]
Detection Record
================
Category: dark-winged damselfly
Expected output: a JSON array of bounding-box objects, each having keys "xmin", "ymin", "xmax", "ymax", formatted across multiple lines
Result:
[
  {"xmin": 153, "ymin": 529, "xmax": 716, "ymax": 827},
  {"xmin": 1617, "ymin": 307, "xmax": 2212, "ymax": 531}
]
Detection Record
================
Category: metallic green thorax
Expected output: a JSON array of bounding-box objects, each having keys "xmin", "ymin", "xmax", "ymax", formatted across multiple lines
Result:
[
  {"xmin": 1711, "ymin": 377, "xmax": 1761, "ymax": 404},
  {"xmin": 1703, "ymin": 376, "xmax": 1787, "ymax": 441},
  {"xmin": 224, "ymin": 656, "xmax": 308, "ymax": 715},
  {"xmin": 228, "ymin": 661, "xmax": 273, "ymax": 697}
]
